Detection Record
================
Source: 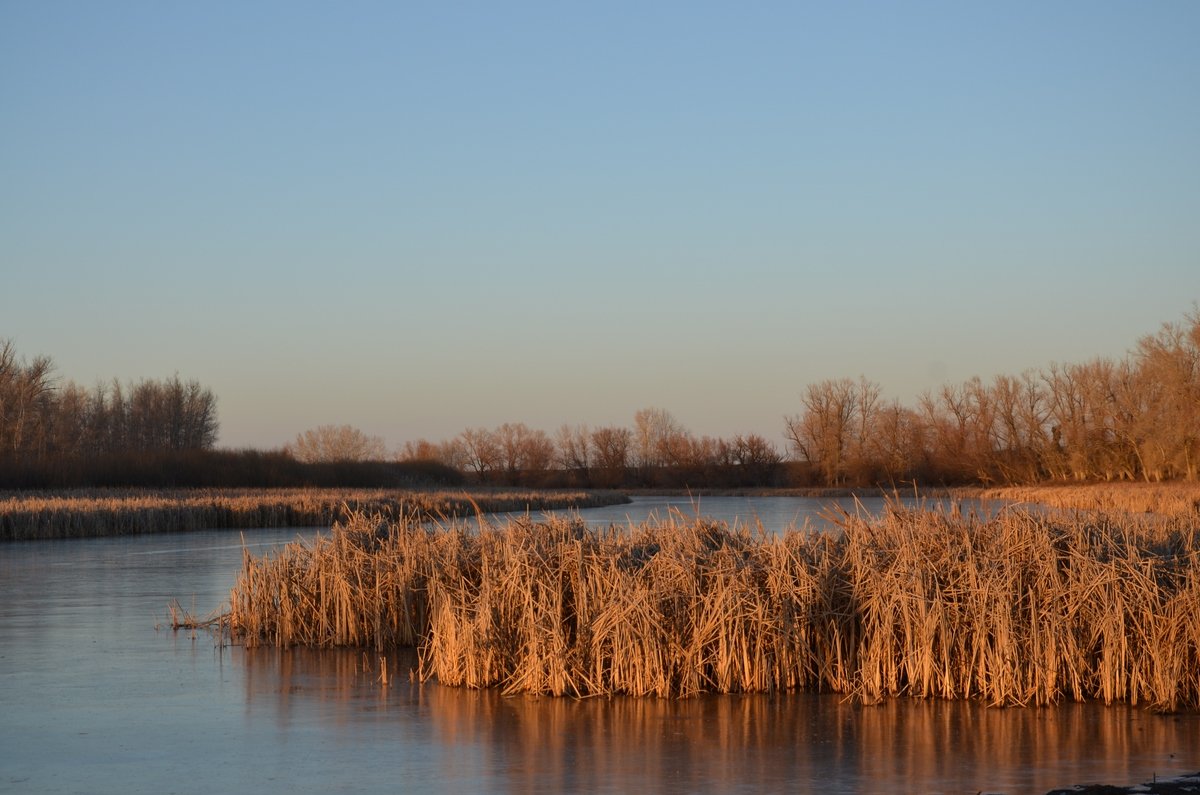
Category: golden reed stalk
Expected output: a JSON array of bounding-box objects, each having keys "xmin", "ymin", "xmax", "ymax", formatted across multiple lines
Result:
[{"xmin": 228, "ymin": 503, "xmax": 1200, "ymax": 710}]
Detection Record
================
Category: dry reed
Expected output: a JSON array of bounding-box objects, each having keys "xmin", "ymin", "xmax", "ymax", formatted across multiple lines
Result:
[
  {"xmin": 227, "ymin": 503, "xmax": 1200, "ymax": 710},
  {"xmin": 165, "ymin": 598, "xmax": 227, "ymax": 631},
  {"xmin": 0, "ymin": 487, "xmax": 628, "ymax": 541},
  {"xmin": 978, "ymin": 482, "xmax": 1200, "ymax": 518}
]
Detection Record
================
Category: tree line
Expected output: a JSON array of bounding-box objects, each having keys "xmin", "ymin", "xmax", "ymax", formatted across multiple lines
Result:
[
  {"xmin": 781, "ymin": 309, "xmax": 1199, "ymax": 486},
  {"xmin": 0, "ymin": 340, "xmax": 218, "ymax": 461},
  {"xmin": 399, "ymin": 410, "xmax": 785, "ymax": 489},
  {"xmin": 5, "ymin": 307, "xmax": 1196, "ymax": 489},
  {"xmin": 398, "ymin": 309, "xmax": 1199, "ymax": 488},
  {"xmin": 0, "ymin": 345, "xmax": 463, "ymax": 489}
]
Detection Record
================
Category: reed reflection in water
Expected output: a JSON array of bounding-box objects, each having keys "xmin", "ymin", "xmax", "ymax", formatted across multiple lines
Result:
[{"xmin": 240, "ymin": 646, "xmax": 1199, "ymax": 794}]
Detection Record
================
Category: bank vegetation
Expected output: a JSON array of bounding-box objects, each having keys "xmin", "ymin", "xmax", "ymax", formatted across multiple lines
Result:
[
  {"xmin": 979, "ymin": 482, "xmax": 1200, "ymax": 518},
  {"xmin": 0, "ymin": 488, "xmax": 628, "ymax": 541}
]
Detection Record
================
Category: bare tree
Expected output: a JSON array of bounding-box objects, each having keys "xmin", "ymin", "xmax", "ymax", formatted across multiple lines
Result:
[
  {"xmin": 785, "ymin": 378, "xmax": 860, "ymax": 486},
  {"xmin": 1133, "ymin": 310, "xmax": 1200, "ymax": 480},
  {"xmin": 555, "ymin": 423, "xmax": 591, "ymax": 480},
  {"xmin": 458, "ymin": 427, "xmax": 500, "ymax": 481},
  {"xmin": 847, "ymin": 377, "xmax": 883, "ymax": 482},
  {"xmin": 590, "ymin": 425, "xmax": 631, "ymax": 487},
  {"xmin": 435, "ymin": 438, "xmax": 469, "ymax": 472},
  {"xmin": 399, "ymin": 438, "xmax": 441, "ymax": 461},
  {"xmin": 398, "ymin": 438, "xmax": 469, "ymax": 472},
  {"xmin": 0, "ymin": 340, "xmax": 56, "ymax": 458},
  {"xmin": 286, "ymin": 424, "xmax": 386, "ymax": 463},
  {"xmin": 732, "ymin": 434, "xmax": 780, "ymax": 468},
  {"xmin": 495, "ymin": 422, "xmax": 529, "ymax": 481},
  {"xmin": 988, "ymin": 372, "xmax": 1049, "ymax": 483},
  {"xmin": 1042, "ymin": 360, "xmax": 1119, "ymax": 481},
  {"xmin": 490, "ymin": 422, "xmax": 554, "ymax": 484},
  {"xmin": 727, "ymin": 433, "xmax": 782, "ymax": 484},
  {"xmin": 519, "ymin": 427, "xmax": 555, "ymax": 483},
  {"xmin": 633, "ymin": 407, "xmax": 688, "ymax": 469},
  {"xmin": 867, "ymin": 400, "xmax": 925, "ymax": 484},
  {"xmin": 680, "ymin": 435, "xmax": 718, "ymax": 470}
]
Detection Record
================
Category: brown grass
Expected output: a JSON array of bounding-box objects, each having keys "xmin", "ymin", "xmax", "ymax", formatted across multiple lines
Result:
[
  {"xmin": 227, "ymin": 503, "xmax": 1200, "ymax": 710},
  {"xmin": 0, "ymin": 487, "xmax": 629, "ymax": 541},
  {"xmin": 977, "ymin": 482, "xmax": 1200, "ymax": 518},
  {"xmin": 165, "ymin": 598, "xmax": 227, "ymax": 631}
]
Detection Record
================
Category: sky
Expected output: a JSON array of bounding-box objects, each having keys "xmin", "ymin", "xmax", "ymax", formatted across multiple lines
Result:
[{"xmin": 2, "ymin": 2, "xmax": 1198, "ymax": 452}]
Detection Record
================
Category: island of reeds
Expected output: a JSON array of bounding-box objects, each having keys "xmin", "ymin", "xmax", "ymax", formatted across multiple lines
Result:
[{"xmin": 227, "ymin": 501, "xmax": 1200, "ymax": 711}]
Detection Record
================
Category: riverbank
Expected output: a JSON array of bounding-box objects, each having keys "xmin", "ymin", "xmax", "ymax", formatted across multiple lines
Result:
[
  {"xmin": 621, "ymin": 486, "xmax": 953, "ymax": 498},
  {"xmin": 624, "ymin": 482, "xmax": 1200, "ymax": 516},
  {"xmin": 978, "ymin": 482, "xmax": 1200, "ymax": 517},
  {"xmin": 0, "ymin": 487, "xmax": 630, "ymax": 541},
  {"xmin": 1044, "ymin": 771, "xmax": 1200, "ymax": 794}
]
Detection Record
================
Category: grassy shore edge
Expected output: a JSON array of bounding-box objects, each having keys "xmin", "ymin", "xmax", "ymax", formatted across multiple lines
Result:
[{"xmin": 0, "ymin": 487, "xmax": 631, "ymax": 541}]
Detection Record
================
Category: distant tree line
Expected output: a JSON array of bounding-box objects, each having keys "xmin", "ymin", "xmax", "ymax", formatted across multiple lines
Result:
[
  {"xmin": 400, "ymin": 309, "xmax": 1200, "ymax": 488},
  {"xmin": 0, "ymin": 343, "xmax": 457, "ymax": 489},
  {"xmin": 0, "ymin": 447, "xmax": 464, "ymax": 490},
  {"xmin": 0, "ymin": 340, "xmax": 218, "ymax": 462},
  {"xmin": 6, "ymin": 307, "xmax": 1196, "ymax": 490},
  {"xmin": 399, "ymin": 411, "xmax": 786, "ymax": 489},
  {"xmin": 780, "ymin": 309, "xmax": 1199, "ymax": 486}
]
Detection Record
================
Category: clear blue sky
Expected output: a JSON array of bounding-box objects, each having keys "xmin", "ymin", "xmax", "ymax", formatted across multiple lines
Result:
[{"xmin": 3, "ymin": 2, "xmax": 1197, "ymax": 451}]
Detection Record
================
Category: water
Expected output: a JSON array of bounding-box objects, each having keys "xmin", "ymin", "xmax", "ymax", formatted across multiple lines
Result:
[
  {"xmin": 534, "ymin": 493, "xmax": 925, "ymax": 531},
  {"xmin": 489, "ymin": 493, "xmax": 954, "ymax": 534},
  {"xmin": 1, "ymin": 497, "xmax": 1196, "ymax": 794}
]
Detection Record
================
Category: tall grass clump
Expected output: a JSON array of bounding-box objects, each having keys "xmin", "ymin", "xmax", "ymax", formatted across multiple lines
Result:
[
  {"xmin": 228, "ymin": 504, "xmax": 1200, "ymax": 710},
  {"xmin": 842, "ymin": 505, "xmax": 1200, "ymax": 709}
]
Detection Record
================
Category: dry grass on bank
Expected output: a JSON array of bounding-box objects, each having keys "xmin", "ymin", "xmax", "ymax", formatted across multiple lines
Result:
[
  {"xmin": 0, "ymin": 488, "xmax": 629, "ymax": 541},
  {"xmin": 228, "ymin": 504, "xmax": 1200, "ymax": 711},
  {"xmin": 979, "ymin": 482, "xmax": 1200, "ymax": 518}
]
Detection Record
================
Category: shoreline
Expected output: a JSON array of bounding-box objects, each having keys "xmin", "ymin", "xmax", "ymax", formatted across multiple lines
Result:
[
  {"xmin": 1042, "ymin": 771, "xmax": 1200, "ymax": 794},
  {"xmin": 0, "ymin": 487, "xmax": 630, "ymax": 542}
]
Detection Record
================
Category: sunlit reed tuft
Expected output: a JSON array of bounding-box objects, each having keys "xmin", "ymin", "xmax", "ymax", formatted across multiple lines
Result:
[{"xmin": 228, "ymin": 503, "xmax": 1200, "ymax": 711}]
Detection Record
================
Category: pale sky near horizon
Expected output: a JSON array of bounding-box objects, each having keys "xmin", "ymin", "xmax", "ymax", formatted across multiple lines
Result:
[{"xmin": 2, "ymin": 2, "xmax": 1197, "ymax": 452}]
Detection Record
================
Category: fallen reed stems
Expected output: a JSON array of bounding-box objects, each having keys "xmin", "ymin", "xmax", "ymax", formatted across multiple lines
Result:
[
  {"xmin": 165, "ymin": 598, "xmax": 229, "ymax": 632},
  {"xmin": 227, "ymin": 504, "xmax": 1200, "ymax": 710}
]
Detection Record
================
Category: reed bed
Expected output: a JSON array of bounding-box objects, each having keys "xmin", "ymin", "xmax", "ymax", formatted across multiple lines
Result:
[
  {"xmin": 0, "ymin": 487, "xmax": 628, "ymax": 541},
  {"xmin": 228, "ymin": 504, "xmax": 1200, "ymax": 710},
  {"xmin": 978, "ymin": 482, "xmax": 1200, "ymax": 518}
]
